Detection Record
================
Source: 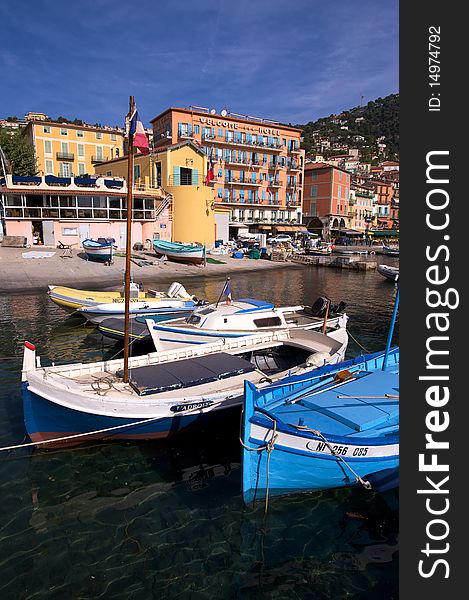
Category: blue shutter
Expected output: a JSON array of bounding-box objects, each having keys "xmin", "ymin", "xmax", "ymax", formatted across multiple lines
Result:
[
  {"xmin": 193, "ymin": 168, "xmax": 199, "ymax": 185},
  {"xmin": 173, "ymin": 166, "xmax": 179, "ymax": 185}
]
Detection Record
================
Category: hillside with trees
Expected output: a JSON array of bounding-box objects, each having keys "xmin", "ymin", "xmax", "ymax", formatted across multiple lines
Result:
[{"xmin": 297, "ymin": 93, "xmax": 399, "ymax": 163}]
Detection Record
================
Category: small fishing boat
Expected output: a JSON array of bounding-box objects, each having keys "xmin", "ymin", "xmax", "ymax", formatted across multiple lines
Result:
[
  {"xmin": 21, "ymin": 325, "xmax": 348, "ymax": 446},
  {"xmin": 48, "ymin": 281, "xmax": 196, "ymax": 312},
  {"xmin": 377, "ymin": 264, "xmax": 399, "ymax": 282},
  {"xmin": 305, "ymin": 242, "xmax": 333, "ymax": 256},
  {"xmin": 382, "ymin": 245, "xmax": 399, "ymax": 257},
  {"xmin": 82, "ymin": 238, "xmax": 117, "ymax": 262},
  {"xmin": 153, "ymin": 240, "xmax": 205, "ymax": 265},
  {"xmin": 78, "ymin": 300, "xmax": 197, "ymax": 325},
  {"xmin": 242, "ymin": 348, "xmax": 399, "ymax": 504},
  {"xmin": 98, "ymin": 316, "xmax": 154, "ymax": 342},
  {"xmin": 241, "ymin": 288, "xmax": 400, "ymax": 504},
  {"xmin": 147, "ymin": 296, "xmax": 347, "ymax": 351}
]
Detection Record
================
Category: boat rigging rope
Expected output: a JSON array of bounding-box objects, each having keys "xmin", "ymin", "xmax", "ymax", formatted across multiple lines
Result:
[
  {"xmin": 294, "ymin": 424, "xmax": 371, "ymax": 490},
  {"xmin": 346, "ymin": 329, "xmax": 370, "ymax": 354},
  {"xmin": 239, "ymin": 410, "xmax": 278, "ymax": 514},
  {"xmin": 0, "ymin": 416, "xmax": 163, "ymax": 453}
]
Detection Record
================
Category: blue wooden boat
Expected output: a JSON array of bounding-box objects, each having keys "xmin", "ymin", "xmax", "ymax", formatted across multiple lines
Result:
[
  {"xmin": 82, "ymin": 238, "xmax": 116, "ymax": 262},
  {"xmin": 242, "ymin": 348, "xmax": 399, "ymax": 504},
  {"xmin": 153, "ymin": 240, "xmax": 205, "ymax": 265},
  {"xmin": 382, "ymin": 245, "xmax": 399, "ymax": 257}
]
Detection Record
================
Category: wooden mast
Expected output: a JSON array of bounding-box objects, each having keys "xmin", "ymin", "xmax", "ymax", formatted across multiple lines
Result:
[{"xmin": 123, "ymin": 95, "xmax": 135, "ymax": 383}]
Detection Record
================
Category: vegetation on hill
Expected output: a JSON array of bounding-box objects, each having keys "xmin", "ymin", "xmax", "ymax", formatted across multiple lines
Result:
[
  {"xmin": 0, "ymin": 128, "xmax": 37, "ymax": 176},
  {"xmin": 297, "ymin": 93, "xmax": 399, "ymax": 162}
]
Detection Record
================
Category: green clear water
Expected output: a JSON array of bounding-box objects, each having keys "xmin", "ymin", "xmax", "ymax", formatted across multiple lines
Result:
[{"xmin": 0, "ymin": 261, "xmax": 399, "ymax": 599}]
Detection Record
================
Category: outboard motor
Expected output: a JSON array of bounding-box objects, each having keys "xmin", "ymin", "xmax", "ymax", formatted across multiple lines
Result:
[
  {"xmin": 309, "ymin": 296, "xmax": 329, "ymax": 317},
  {"xmin": 333, "ymin": 300, "xmax": 347, "ymax": 315}
]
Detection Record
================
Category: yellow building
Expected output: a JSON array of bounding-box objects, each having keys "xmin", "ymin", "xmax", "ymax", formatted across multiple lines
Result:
[
  {"xmin": 23, "ymin": 120, "xmax": 124, "ymax": 178},
  {"xmin": 95, "ymin": 140, "xmax": 216, "ymax": 246}
]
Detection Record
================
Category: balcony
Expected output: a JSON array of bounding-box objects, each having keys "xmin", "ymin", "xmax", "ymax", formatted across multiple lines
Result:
[
  {"xmin": 267, "ymin": 181, "xmax": 282, "ymax": 188},
  {"xmin": 224, "ymin": 158, "xmax": 264, "ymax": 168},
  {"xmin": 225, "ymin": 178, "xmax": 263, "ymax": 186},
  {"xmin": 202, "ymin": 137, "xmax": 282, "ymax": 152},
  {"xmin": 168, "ymin": 174, "xmax": 199, "ymax": 186},
  {"xmin": 56, "ymin": 152, "xmax": 75, "ymax": 161},
  {"xmin": 91, "ymin": 155, "xmax": 109, "ymax": 163}
]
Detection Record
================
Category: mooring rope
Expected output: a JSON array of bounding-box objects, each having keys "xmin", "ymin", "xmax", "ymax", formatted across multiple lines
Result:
[
  {"xmin": 0, "ymin": 416, "xmax": 164, "ymax": 453},
  {"xmin": 240, "ymin": 410, "xmax": 278, "ymax": 514},
  {"xmin": 347, "ymin": 329, "xmax": 370, "ymax": 354}
]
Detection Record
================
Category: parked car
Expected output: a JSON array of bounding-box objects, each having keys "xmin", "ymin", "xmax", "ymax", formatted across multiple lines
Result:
[{"xmin": 267, "ymin": 234, "xmax": 292, "ymax": 243}]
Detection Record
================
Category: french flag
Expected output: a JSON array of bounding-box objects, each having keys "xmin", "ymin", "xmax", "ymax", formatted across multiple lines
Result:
[
  {"xmin": 205, "ymin": 151, "xmax": 215, "ymax": 185},
  {"xmin": 223, "ymin": 279, "xmax": 232, "ymax": 304},
  {"xmin": 129, "ymin": 109, "xmax": 150, "ymax": 155}
]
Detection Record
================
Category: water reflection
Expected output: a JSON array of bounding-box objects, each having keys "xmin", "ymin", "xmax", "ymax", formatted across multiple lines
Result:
[{"xmin": 0, "ymin": 264, "xmax": 398, "ymax": 599}]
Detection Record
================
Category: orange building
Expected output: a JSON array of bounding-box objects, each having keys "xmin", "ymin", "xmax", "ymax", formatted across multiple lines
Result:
[
  {"xmin": 302, "ymin": 163, "xmax": 351, "ymax": 239},
  {"xmin": 150, "ymin": 107, "xmax": 305, "ymax": 237},
  {"xmin": 370, "ymin": 179, "xmax": 395, "ymax": 229}
]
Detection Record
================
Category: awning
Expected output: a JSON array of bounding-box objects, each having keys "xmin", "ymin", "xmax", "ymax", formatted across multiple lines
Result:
[
  {"xmin": 370, "ymin": 230, "xmax": 399, "ymax": 237},
  {"xmin": 330, "ymin": 228, "xmax": 363, "ymax": 237},
  {"xmin": 229, "ymin": 223, "xmax": 249, "ymax": 229},
  {"xmin": 275, "ymin": 225, "xmax": 306, "ymax": 232}
]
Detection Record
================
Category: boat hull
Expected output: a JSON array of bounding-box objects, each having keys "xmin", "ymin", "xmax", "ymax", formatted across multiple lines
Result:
[
  {"xmin": 242, "ymin": 422, "xmax": 399, "ymax": 504},
  {"xmin": 22, "ymin": 384, "xmax": 238, "ymax": 447},
  {"xmin": 153, "ymin": 241, "xmax": 205, "ymax": 265},
  {"xmin": 150, "ymin": 315, "xmax": 343, "ymax": 348},
  {"xmin": 80, "ymin": 306, "xmax": 194, "ymax": 325},
  {"xmin": 83, "ymin": 246, "xmax": 114, "ymax": 262},
  {"xmin": 377, "ymin": 264, "xmax": 399, "ymax": 282},
  {"xmin": 154, "ymin": 248, "xmax": 205, "ymax": 265}
]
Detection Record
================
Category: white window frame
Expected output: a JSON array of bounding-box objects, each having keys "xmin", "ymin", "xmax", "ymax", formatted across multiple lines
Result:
[{"xmin": 44, "ymin": 140, "xmax": 52, "ymax": 154}]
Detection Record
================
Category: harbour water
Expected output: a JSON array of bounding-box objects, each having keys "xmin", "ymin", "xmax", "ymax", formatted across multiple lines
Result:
[{"xmin": 0, "ymin": 261, "xmax": 399, "ymax": 599}]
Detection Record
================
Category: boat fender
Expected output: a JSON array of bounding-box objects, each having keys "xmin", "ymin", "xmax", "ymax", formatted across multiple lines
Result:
[{"xmin": 306, "ymin": 352, "xmax": 330, "ymax": 367}]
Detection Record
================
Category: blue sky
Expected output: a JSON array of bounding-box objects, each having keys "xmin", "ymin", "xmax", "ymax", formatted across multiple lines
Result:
[{"xmin": 0, "ymin": 0, "xmax": 398, "ymax": 128}]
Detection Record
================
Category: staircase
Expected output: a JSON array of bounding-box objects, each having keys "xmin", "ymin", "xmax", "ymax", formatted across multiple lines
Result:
[{"xmin": 155, "ymin": 192, "xmax": 173, "ymax": 221}]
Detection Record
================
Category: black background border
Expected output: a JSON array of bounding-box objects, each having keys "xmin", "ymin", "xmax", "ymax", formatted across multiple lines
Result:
[{"xmin": 400, "ymin": 3, "xmax": 465, "ymax": 597}]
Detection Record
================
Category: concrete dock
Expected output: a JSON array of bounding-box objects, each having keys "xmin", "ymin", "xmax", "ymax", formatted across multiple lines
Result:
[{"xmin": 0, "ymin": 247, "xmax": 306, "ymax": 293}]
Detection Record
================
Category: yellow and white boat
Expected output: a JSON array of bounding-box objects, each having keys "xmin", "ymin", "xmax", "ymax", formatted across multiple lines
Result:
[{"xmin": 48, "ymin": 282, "xmax": 195, "ymax": 311}]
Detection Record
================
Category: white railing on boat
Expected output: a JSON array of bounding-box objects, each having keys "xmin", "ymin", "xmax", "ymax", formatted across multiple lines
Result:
[{"xmin": 31, "ymin": 328, "xmax": 295, "ymax": 379}]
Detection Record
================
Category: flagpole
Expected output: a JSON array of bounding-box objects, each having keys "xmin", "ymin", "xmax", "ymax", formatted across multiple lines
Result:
[
  {"xmin": 215, "ymin": 277, "xmax": 230, "ymax": 308},
  {"xmin": 123, "ymin": 95, "xmax": 135, "ymax": 384}
]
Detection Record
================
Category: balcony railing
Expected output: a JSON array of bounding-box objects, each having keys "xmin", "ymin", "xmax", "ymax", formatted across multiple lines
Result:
[
  {"xmin": 56, "ymin": 152, "xmax": 75, "ymax": 160},
  {"xmin": 224, "ymin": 158, "xmax": 264, "ymax": 168},
  {"xmin": 168, "ymin": 174, "xmax": 199, "ymax": 186},
  {"xmin": 91, "ymin": 155, "xmax": 108, "ymax": 163},
  {"xmin": 202, "ymin": 137, "xmax": 282, "ymax": 151},
  {"xmin": 225, "ymin": 178, "xmax": 262, "ymax": 186}
]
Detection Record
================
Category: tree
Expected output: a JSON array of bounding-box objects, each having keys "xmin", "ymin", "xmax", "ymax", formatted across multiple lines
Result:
[{"xmin": 0, "ymin": 128, "xmax": 37, "ymax": 175}]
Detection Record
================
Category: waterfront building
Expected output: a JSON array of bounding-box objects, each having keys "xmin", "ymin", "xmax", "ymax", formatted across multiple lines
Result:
[
  {"xmin": 302, "ymin": 163, "xmax": 351, "ymax": 240},
  {"xmin": 369, "ymin": 179, "xmax": 395, "ymax": 230},
  {"xmin": 0, "ymin": 173, "xmax": 165, "ymax": 248},
  {"xmin": 150, "ymin": 106, "xmax": 305, "ymax": 238},
  {"xmin": 22, "ymin": 120, "xmax": 124, "ymax": 179},
  {"xmin": 95, "ymin": 140, "xmax": 217, "ymax": 246},
  {"xmin": 348, "ymin": 177, "xmax": 377, "ymax": 232}
]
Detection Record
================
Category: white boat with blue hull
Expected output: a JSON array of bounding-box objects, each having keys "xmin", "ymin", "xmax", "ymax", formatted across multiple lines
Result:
[
  {"xmin": 242, "ymin": 348, "xmax": 399, "ymax": 505},
  {"xmin": 21, "ymin": 326, "xmax": 348, "ymax": 447},
  {"xmin": 82, "ymin": 238, "xmax": 117, "ymax": 262},
  {"xmin": 147, "ymin": 297, "xmax": 347, "ymax": 351},
  {"xmin": 77, "ymin": 299, "xmax": 199, "ymax": 325}
]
